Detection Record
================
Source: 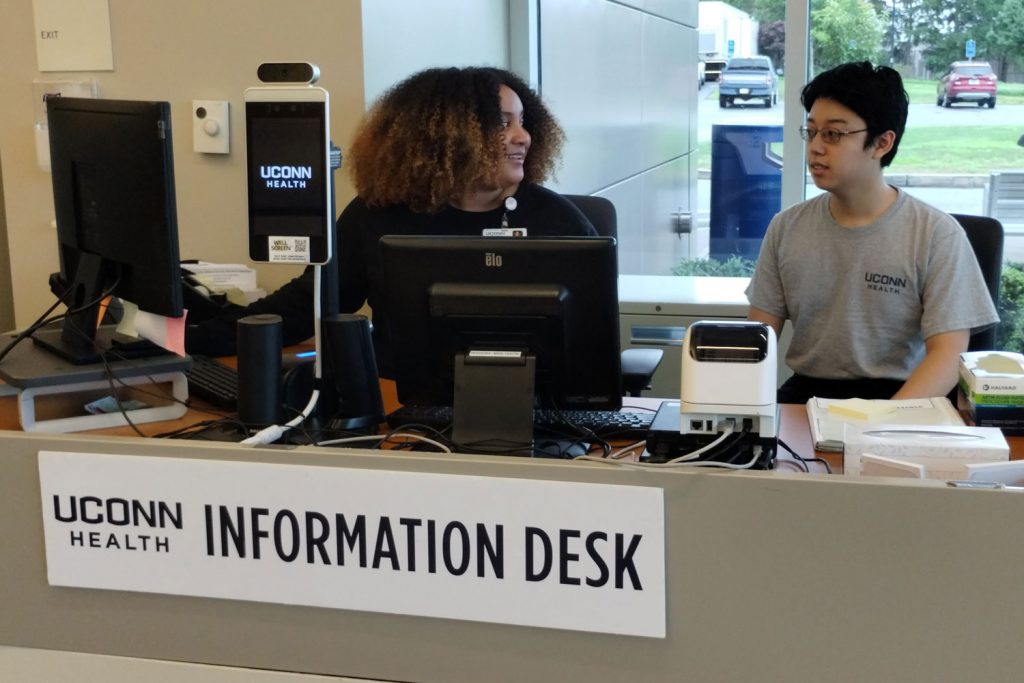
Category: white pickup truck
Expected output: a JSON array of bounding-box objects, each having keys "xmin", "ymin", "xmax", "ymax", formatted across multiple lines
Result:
[{"xmin": 718, "ymin": 56, "xmax": 778, "ymax": 108}]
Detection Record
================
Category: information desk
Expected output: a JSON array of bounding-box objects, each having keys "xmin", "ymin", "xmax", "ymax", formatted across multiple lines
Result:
[
  {"xmin": 4, "ymin": 384, "xmax": 1024, "ymax": 681},
  {"xmin": 0, "ymin": 384, "xmax": 1019, "ymax": 469},
  {"xmin": 0, "ymin": 385, "xmax": 836, "ymax": 468}
]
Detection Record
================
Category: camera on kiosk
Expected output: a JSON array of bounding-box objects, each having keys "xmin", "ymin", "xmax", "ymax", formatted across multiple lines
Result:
[{"xmin": 256, "ymin": 62, "xmax": 320, "ymax": 85}]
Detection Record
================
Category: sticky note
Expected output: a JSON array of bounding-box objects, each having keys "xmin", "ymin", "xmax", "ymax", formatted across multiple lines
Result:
[{"xmin": 827, "ymin": 398, "xmax": 895, "ymax": 422}]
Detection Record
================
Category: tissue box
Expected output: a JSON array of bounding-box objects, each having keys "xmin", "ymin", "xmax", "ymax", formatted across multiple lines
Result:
[
  {"xmin": 959, "ymin": 351, "xmax": 1024, "ymax": 405},
  {"xmin": 843, "ymin": 423, "xmax": 1009, "ymax": 478}
]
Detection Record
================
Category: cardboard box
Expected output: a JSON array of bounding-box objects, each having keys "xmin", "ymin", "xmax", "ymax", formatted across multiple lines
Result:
[
  {"xmin": 843, "ymin": 422, "xmax": 1009, "ymax": 478},
  {"xmin": 959, "ymin": 351, "xmax": 1024, "ymax": 405}
]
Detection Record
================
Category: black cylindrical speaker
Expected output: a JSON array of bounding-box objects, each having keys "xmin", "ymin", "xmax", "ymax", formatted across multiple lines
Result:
[
  {"xmin": 322, "ymin": 314, "xmax": 384, "ymax": 431},
  {"xmin": 237, "ymin": 314, "xmax": 283, "ymax": 427}
]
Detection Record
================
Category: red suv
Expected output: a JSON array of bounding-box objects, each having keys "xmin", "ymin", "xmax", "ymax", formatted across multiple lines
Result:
[{"xmin": 937, "ymin": 61, "xmax": 997, "ymax": 108}]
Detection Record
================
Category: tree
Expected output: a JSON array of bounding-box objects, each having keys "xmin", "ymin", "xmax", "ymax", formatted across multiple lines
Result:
[
  {"xmin": 752, "ymin": 0, "xmax": 788, "ymax": 22},
  {"xmin": 915, "ymin": 0, "xmax": 1004, "ymax": 71},
  {"xmin": 759, "ymin": 20, "xmax": 786, "ymax": 68},
  {"xmin": 987, "ymin": 0, "xmax": 1024, "ymax": 79},
  {"xmin": 888, "ymin": 0, "xmax": 933, "ymax": 66},
  {"xmin": 725, "ymin": 0, "xmax": 759, "ymax": 15},
  {"xmin": 810, "ymin": 0, "xmax": 886, "ymax": 71}
]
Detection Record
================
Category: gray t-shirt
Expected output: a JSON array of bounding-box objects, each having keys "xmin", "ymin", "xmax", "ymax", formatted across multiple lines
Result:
[{"xmin": 746, "ymin": 189, "xmax": 999, "ymax": 380}]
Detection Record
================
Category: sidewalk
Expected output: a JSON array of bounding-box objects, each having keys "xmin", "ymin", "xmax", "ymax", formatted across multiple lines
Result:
[
  {"xmin": 696, "ymin": 177, "xmax": 1024, "ymax": 259},
  {"xmin": 697, "ymin": 177, "xmax": 986, "ymax": 222}
]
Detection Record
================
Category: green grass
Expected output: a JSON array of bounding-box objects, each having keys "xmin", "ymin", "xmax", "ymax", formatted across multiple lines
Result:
[
  {"xmin": 902, "ymin": 77, "xmax": 1024, "ymax": 105},
  {"xmin": 890, "ymin": 126, "xmax": 1024, "ymax": 173},
  {"xmin": 698, "ymin": 126, "xmax": 1024, "ymax": 173},
  {"xmin": 698, "ymin": 77, "xmax": 1024, "ymax": 173}
]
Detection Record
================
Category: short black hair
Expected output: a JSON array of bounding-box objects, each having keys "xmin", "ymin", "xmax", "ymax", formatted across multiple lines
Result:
[{"xmin": 801, "ymin": 62, "xmax": 908, "ymax": 167}]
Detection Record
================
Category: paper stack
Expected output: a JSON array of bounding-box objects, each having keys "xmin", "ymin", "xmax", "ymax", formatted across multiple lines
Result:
[
  {"xmin": 182, "ymin": 261, "xmax": 266, "ymax": 306},
  {"xmin": 805, "ymin": 396, "xmax": 963, "ymax": 452}
]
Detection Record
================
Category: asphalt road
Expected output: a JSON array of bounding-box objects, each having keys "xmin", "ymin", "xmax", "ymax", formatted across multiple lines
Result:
[{"xmin": 697, "ymin": 84, "xmax": 1024, "ymax": 142}]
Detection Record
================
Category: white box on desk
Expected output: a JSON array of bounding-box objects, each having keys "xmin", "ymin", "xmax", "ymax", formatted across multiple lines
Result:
[
  {"xmin": 843, "ymin": 423, "xmax": 1008, "ymax": 478},
  {"xmin": 958, "ymin": 350, "xmax": 1024, "ymax": 405}
]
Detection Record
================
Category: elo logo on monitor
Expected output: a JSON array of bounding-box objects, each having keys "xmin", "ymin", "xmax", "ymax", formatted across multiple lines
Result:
[{"xmin": 244, "ymin": 86, "xmax": 331, "ymax": 264}]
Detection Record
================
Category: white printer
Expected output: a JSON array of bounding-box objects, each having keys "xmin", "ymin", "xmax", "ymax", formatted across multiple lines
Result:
[{"xmin": 680, "ymin": 320, "xmax": 778, "ymax": 440}]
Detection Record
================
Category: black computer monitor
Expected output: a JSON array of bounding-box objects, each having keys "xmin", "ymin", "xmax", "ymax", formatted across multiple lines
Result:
[
  {"xmin": 38, "ymin": 97, "xmax": 183, "ymax": 364},
  {"xmin": 380, "ymin": 235, "xmax": 622, "ymax": 444}
]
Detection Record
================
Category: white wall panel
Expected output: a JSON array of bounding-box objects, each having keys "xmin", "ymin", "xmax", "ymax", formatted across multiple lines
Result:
[
  {"xmin": 596, "ymin": 181, "xmax": 643, "ymax": 272},
  {"xmin": 539, "ymin": 0, "xmax": 696, "ymax": 275},
  {"xmin": 639, "ymin": 13, "xmax": 690, "ymax": 168},
  {"xmin": 640, "ymin": 156, "xmax": 689, "ymax": 273},
  {"xmin": 361, "ymin": 0, "xmax": 510, "ymax": 106},
  {"xmin": 594, "ymin": 154, "xmax": 691, "ymax": 276},
  {"xmin": 540, "ymin": 0, "xmax": 646, "ymax": 192}
]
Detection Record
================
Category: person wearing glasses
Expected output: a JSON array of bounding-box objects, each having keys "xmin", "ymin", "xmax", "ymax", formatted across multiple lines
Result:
[{"xmin": 746, "ymin": 61, "xmax": 998, "ymax": 403}]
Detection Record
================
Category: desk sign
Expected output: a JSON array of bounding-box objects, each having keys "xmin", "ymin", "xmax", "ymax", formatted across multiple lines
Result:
[{"xmin": 38, "ymin": 451, "xmax": 666, "ymax": 638}]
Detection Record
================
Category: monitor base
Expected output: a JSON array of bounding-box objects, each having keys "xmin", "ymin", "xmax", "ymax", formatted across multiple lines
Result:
[{"xmin": 0, "ymin": 330, "xmax": 189, "ymax": 433}]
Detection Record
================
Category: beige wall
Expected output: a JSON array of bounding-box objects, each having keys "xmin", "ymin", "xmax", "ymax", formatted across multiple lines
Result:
[
  {"xmin": 0, "ymin": 158, "xmax": 12, "ymax": 330},
  {"xmin": 0, "ymin": 0, "xmax": 365, "ymax": 328}
]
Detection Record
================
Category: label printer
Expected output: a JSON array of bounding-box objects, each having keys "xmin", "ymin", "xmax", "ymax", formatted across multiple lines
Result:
[{"xmin": 646, "ymin": 320, "xmax": 778, "ymax": 467}]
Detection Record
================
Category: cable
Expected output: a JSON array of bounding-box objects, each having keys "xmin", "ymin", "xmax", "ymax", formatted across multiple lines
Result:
[
  {"xmin": 608, "ymin": 440, "xmax": 647, "ymax": 460},
  {"xmin": 575, "ymin": 420, "xmax": 773, "ymax": 470},
  {"xmin": 156, "ymin": 416, "xmax": 249, "ymax": 440},
  {"xmin": 0, "ymin": 287, "xmax": 74, "ymax": 365},
  {"xmin": 778, "ymin": 437, "xmax": 832, "ymax": 474},
  {"xmin": 317, "ymin": 432, "xmax": 452, "ymax": 453},
  {"xmin": 664, "ymin": 419, "xmax": 737, "ymax": 463},
  {"xmin": 242, "ymin": 267, "xmax": 323, "ymax": 445},
  {"xmin": 663, "ymin": 441, "xmax": 763, "ymax": 469}
]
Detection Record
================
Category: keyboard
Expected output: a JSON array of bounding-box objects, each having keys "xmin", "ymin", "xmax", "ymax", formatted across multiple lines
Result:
[
  {"xmin": 387, "ymin": 405, "xmax": 655, "ymax": 440},
  {"xmin": 186, "ymin": 355, "xmax": 239, "ymax": 409}
]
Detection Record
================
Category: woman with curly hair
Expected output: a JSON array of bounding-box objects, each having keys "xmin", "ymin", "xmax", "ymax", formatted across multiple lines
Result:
[{"xmin": 186, "ymin": 67, "xmax": 594, "ymax": 374}]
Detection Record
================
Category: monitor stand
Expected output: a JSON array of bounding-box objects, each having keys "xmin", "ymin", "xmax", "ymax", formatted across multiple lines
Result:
[
  {"xmin": 451, "ymin": 350, "xmax": 535, "ymax": 450},
  {"xmin": 0, "ymin": 328, "xmax": 189, "ymax": 433},
  {"xmin": 32, "ymin": 322, "xmax": 167, "ymax": 365}
]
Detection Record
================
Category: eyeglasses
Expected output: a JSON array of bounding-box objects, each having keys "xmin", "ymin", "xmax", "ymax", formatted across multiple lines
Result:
[{"xmin": 798, "ymin": 126, "xmax": 868, "ymax": 144}]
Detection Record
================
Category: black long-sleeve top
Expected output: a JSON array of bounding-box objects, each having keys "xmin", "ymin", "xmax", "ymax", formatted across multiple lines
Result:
[{"xmin": 185, "ymin": 184, "xmax": 595, "ymax": 375}]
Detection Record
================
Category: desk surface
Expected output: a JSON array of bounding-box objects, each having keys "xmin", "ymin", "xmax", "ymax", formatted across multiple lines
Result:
[{"xmin": 2, "ymin": 380, "xmax": 1018, "ymax": 470}]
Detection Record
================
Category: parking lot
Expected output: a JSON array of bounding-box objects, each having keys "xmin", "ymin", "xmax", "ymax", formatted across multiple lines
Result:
[
  {"xmin": 695, "ymin": 83, "xmax": 1024, "ymax": 258},
  {"xmin": 697, "ymin": 82, "xmax": 1024, "ymax": 142}
]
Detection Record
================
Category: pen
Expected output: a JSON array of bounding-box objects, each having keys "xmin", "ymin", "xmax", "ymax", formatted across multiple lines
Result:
[{"xmin": 946, "ymin": 480, "xmax": 1024, "ymax": 491}]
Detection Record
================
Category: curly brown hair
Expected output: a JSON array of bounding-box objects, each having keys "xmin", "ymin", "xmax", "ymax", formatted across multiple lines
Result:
[{"xmin": 347, "ymin": 67, "xmax": 565, "ymax": 213}]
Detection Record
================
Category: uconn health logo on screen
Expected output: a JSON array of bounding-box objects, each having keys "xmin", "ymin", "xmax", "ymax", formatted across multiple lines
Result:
[{"xmin": 260, "ymin": 165, "xmax": 312, "ymax": 189}]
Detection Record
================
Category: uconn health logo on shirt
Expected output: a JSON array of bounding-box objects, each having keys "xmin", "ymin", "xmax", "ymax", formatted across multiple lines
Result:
[
  {"xmin": 864, "ymin": 271, "xmax": 907, "ymax": 295},
  {"xmin": 260, "ymin": 165, "xmax": 312, "ymax": 189}
]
